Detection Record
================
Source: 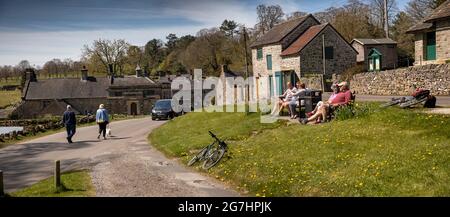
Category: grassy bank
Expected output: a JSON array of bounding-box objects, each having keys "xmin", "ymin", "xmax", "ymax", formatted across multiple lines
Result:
[
  {"xmin": 10, "ymin": 170, "xmax": 94, "ymax": 197},
  {"xmin": 150, "ymin": 103, "xmax": 450, "ymax": 196},
  {"xmin": 0, "ymin": 90, "xmax": 21, "ymax": 108}
]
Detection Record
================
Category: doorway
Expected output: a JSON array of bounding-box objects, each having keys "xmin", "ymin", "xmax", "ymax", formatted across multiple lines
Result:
[{"xmin": 130, "ymin": 102, "xmax": 138, "ymax": 115}]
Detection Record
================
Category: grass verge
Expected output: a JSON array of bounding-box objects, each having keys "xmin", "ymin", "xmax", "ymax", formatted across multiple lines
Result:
[
  {"xmin": 149, "ymin": 103, "xmax": 450, "ymax": 196},
  {"xmin": 0, "ymin": 90, "xmax": 21, "ymax": 108},
  {"xmin": 9, "ymin": 170, "xmax": 95, "ymax": 197}
]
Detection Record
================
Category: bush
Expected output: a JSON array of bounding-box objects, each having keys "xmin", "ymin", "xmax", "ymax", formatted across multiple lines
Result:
[
  {"xmin": 340, "ymin": 64, "xmax": 365, "ymax": 81},
  {"xmin": 334, "ymin": 103, "xmax": 374, "ymax": 121}
]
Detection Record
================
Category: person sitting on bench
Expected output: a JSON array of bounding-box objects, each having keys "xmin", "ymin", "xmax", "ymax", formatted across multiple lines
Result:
[
  {"xmin": 288, "ymin": 82, "xmax": 309, "ymax": 119},
  {"xmin": 306, "ymin": 82, "xmax": 339, "ymax": 122},
  {"xmin": 300, "ymin": 81, "xmax": 352, "ymax": 124},
  {"xmin": 271, "ymin": 82, "xmax": 297, "ymax": 116}
]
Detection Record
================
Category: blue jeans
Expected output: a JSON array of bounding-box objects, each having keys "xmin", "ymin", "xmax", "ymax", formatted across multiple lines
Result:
[
  {"xmin": 66, "ymin": 124, "xmax": 76, "ymax": 139},
  {"xmin": 289, "ymin": 100, "xmax": 298, "ymax": 115}
]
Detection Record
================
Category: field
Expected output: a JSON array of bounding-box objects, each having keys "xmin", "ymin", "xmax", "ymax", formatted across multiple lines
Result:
[{"xmin": 150, "ymin": 103, "xmax": 450, "ymax": 196}]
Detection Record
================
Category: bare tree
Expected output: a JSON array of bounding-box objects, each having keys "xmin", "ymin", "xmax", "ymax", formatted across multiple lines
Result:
[
  {"xmin": 17, "ymin": 60, "xmax": 31, "ymax": 72},
  {"xmin": 405, "ymin": 0, "xmax": 445, "ymax": 22},
  {"xmin": 286, "ymin": 11, "xmax": 308, "ymax": 21},
  {"xmin": 83, "ymin": 39, "xmax": 129, "ymax": 75},
  {"xmin": 256, "ymin": 4, "xmax": 284, "ymax": 35},
  {"xmin": 367, "ymin": 0, "xmax": 398, "ymax": 32}
]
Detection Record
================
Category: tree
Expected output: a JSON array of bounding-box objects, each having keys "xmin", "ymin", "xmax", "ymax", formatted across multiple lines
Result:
[
  {"xmin": 220, "ymin": 20, "xmax": 238, "ymax": 37},
  {"xmin": 143, "ymin": 39, "xmax": 165, "ymax": 74},
  {"xmin": 255, "ymin": 4, "xmax": 284, "ymax": 35},
  {"xmin": 367, "ymin": 0, "xmax": 398, "ymax": 35},
  {"xmin": 330, "ymin": 0, "xmax": 384, "ymax": 41},
  {"xmin": 42, "ymin": 60, "xmax": 57, "ymax": 78},
  {"xmin": 392, "ymin": 12, "xmax": 415, "ymax": 64},
  {"xmin": 286, "ymin": 11, "xmax": 308, "ymax": 20},
  {"xmin": 82, "ymin": 39, "xmax": 129, "ymax": 75},
  {"xmin": 406, "ymin": 0, "xmax": 445, "ymax": 22},
  {"xmin": 165, "ymin": 33, "xmax": 178, "ymax": 53},
  {"xmin": 183, "ymin": 28, "xmax": 229, "ymax": 75},
  {"xmin": 127, "ymin": 45, "xmax": 143, "ymax": 67},
  {"xmin": 17, "ymin": 60, "xmax": 31, "ymax": 72}
]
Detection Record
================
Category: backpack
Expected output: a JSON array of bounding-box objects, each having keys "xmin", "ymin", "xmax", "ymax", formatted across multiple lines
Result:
[{"xmin": 424, "ymin": 95, "xmax": 436, "ymax": 108}]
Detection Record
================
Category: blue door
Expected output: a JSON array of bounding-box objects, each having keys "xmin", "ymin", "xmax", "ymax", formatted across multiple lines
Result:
[
  {"xmin": 269, "ymin": 75, "xmax": 273, "ymax": 97},
  {"xmin": 275, "ymin": 71, "xmax": 283, "ymax": 95}
]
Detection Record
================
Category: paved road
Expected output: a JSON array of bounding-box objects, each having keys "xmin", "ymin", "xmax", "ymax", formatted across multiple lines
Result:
[
  {"xmin": 323, "ymin": 92, "xmax": 450, "ymax": 106},
  {"xmin": 0, "ymin": 117, "xmax": 237, "ymax": 196}
]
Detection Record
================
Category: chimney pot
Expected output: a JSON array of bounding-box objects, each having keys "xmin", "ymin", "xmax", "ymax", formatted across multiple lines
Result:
[{"xmin": 81, "ymin": 66, "xmax": 88, "ymax": 81}]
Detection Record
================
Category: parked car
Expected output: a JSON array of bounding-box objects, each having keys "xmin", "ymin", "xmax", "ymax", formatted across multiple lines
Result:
[{"xmin": 151, "ymin": 99, "xmax": 183, "ymax": 120}]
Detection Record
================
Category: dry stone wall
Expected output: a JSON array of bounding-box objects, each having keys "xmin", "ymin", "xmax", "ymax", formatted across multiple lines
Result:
[{"xmin": 349, "ymin": 64, "xmax": 450, "ymax": 96}]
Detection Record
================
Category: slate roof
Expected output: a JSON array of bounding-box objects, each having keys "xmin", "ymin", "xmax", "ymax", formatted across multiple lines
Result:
[
  {"xmin": 250, "ymin": 15, "xmax": 311, "ymax": 48},
  {"xmin": 407, "ymin": 0, "xmax": 450, "ymax": 33},
  {"xmin": 407, "ymin": 20, "xmax": 434, "ymax": 33},
  {"xmin": 351, "ymin": 38, "xmax": 397, "ymax": 45},
  {"xmin": 111, "ymin": 76, "xmax": 155, "ymax": 87},
  {"xmin": 281, "ymin": 24, "xmax": 327, "ymax": 56},
  {"xmin": 24, "ymin": 76, "xmax": 156, "ymax": 100}
]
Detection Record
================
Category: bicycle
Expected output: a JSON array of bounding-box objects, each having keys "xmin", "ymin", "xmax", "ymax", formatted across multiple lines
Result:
[{"xmin": 187, "ymin": 131, "xmax": 228, "ymax": 170}]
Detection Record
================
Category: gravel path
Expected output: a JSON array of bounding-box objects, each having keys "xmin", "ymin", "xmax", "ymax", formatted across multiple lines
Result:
[{"xmin": 0, "ymin": 117, "xmax": 238, "ymax": 196}]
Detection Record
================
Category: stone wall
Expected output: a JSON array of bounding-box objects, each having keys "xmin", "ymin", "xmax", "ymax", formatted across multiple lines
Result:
[
  {"xmin": 436, "ymin": 19, "xmax": 450, "ymax": 62},
  {"xmin": 299, "ymin": 75, "xmax": 323, "ymax": 90},
  {"xmin": 349, "ymin": 63, "xmax": 450, "ymax": 96},
  {"xmin": 299, "ymin": 25, "xmax": 357, "ymax": 76},
  {"xmin": 252, "ymin": 44, "xmax": 282, "ymax": 78}
]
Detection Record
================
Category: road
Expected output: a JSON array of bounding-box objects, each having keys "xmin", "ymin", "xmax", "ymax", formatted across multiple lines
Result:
[{"xmin": 0, "ymin": 117, "xmax": 238, "ymax": 196}]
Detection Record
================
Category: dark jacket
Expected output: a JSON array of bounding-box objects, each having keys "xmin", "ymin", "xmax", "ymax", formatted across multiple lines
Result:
[{"xmin": 63, "ymin": 110, "xmax": 76, "ymax": 126}]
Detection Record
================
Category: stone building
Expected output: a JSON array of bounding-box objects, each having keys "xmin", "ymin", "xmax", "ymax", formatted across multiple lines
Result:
[
  {"xmin": 250, "ymin": 14, "xmax": 357, "ymax": 99},
  {"xmin": 14, "ymin": 67, "xmax": 171, "ymax": 118},
  {"xmin": 351, "ymin": 38, "xmax": 398, "ymax": 71},
  {"xmin": 407, "ymin": 0, "xmax": 450, "ymax": 65}
]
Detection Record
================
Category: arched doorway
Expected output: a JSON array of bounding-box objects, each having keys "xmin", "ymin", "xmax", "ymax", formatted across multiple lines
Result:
[{"xmin": 130, "ymin": 102, "xmax": 137, "ymax": 115}]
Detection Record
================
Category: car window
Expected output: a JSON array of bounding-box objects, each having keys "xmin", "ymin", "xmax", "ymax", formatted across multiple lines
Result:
[{"xmin": 155, "ymin": 100, "xmax": 172, "ymax": 109}]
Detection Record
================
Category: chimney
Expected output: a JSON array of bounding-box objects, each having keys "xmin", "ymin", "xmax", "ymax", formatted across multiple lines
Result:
[
  {"xmin": 135, "ymin": 65, "xmax": 142, "ymax": 77},
  {"xmin": 81, "ymin": 65, "xmax": 88, "ymax": 81},
  {"xmin": 25, "ymin": 68, "xmax": 37, "ymax": 82}
]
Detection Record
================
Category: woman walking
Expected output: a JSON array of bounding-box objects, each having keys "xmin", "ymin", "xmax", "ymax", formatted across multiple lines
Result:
[{"xmin": 96, "ymin": 104, "xmax": 109, "ymax": 140}]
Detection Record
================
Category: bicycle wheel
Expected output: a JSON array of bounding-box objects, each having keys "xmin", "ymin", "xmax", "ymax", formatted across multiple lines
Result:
[
  {"xmin": 202, "ymin": 147, "xmax": 226, "ymax": 170},
  {"xmin": 187, "ymin": 146, "xmax": 208, "ymax": 166},
  {"xmin": 380, "ymin": 101, "xmax": 399, "ymax": 108}
]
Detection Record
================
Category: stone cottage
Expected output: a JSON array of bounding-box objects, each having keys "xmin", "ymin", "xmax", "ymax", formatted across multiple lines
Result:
[
  {"xmin": 407, "ymin": 0, "xmax": 450, "ymax": 65},
  {"xmin": 351, "ymin": 38, "xmax": 398, "ymax": 71},
  {"xmin": 14, "ymin": 67, "xmax": 171, "ymax": 118},
  {"xmin": 250, "ymin": 14, "xmax": 357, "ymax": 99}
]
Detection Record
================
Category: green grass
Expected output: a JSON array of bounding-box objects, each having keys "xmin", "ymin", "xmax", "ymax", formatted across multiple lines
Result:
[
  {"xmin": 0, "ymin": 90, "xmax": 21, "ymax": 108},
  {"xmin": 10, "ymin": 170, "xmax": 95, "ymax": 197},
  {"xmin": 0, "ymin": 78, "xmax": 21, "ymax": 86},
  {"xmin": 149, "ymin": 103, "xmax": 450, "ymax": 196}
]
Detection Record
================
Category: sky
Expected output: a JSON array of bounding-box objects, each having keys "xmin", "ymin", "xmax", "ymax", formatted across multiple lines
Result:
[{"xmin": 0, "ymin": 0, "xmax": 410, "ymax": 66}]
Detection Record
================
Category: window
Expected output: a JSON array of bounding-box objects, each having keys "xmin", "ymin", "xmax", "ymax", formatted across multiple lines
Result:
[
  {"xmin": 110, "ymin": 91, "xmax": 122, "ymax": 97},
  {"xmin": 325, "ymin": 46, "xmax": 334, "ymax": 59},
  {"xmin": 266, "ymin": 54, "xmax": 272, "ymax": 70},
  {"xmin": 257, "ymin": 48, "xmax": 263, "ymax": 60},
  {"xmin": 143, "ymin": 89, "xmax": 156, "ymax": 97}
]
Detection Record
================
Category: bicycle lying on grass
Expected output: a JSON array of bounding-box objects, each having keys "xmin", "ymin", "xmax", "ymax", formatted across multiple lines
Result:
[{"xmin": 187, "ymin": 131, "xmax": 228, "ymax": 170}]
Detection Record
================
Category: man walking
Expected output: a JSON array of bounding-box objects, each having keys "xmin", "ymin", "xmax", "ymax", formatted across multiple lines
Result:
[{"xmin": 62, "ymin": 105, "xmax": 76, "ymax": 143}]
